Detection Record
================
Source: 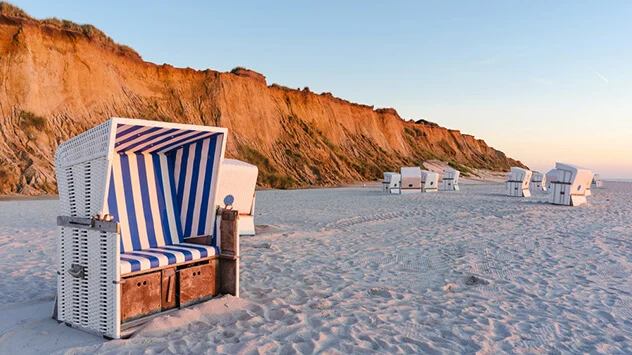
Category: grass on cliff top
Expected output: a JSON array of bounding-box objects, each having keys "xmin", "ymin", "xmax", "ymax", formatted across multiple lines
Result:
[{"xmin": 0, "ymin": 2, "xmax": 139, "ymax": 58}]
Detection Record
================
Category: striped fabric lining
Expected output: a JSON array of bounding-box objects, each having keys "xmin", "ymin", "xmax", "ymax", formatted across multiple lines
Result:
[
  {"xmin": 114, "ymin": 124, "xmax": 218, "ymax": 154},
  {"xmin": 120, "ymin": 243, "xmax": 218, "ymax": 275},
  {"xmin": 106, "ymin": 152, "xmax": 183, "ymax": 253},
  {"xmin": 172, "ymin": 135, "xmax": 221, "ymax": 239}
]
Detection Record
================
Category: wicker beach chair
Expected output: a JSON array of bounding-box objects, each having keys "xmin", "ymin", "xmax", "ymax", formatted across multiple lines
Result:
[
  {"xmin": 530, "ymin": 172, "xmax": 547, "ymax": 193},
  {"xmin": 400, "ymin": 167, "xmax": 422, "ymax": 194},
  {"xmin": 217, "ymin": 159, "xmax": 258, "ymax": 236},
  {"xmin": 549, "ymin": 163, "xmax": 594, "ymax": 206},
  {"xmin": 506, "ymin": 167, "xmax": 532, "ymax": 197},
  {"xmin": 440, "ymin": 168, "xmax": 460, "ymax": 191},
  {"xmin": 381, "ymin": 172, "xmax": 401, "ymax": 194},
  {"xmin": 54, "ymin": 118, "xmax": 240, "ymax": 339},
  {"xmin": 421, "ymin": 170, "xmax": 439, "ymax": 192}
]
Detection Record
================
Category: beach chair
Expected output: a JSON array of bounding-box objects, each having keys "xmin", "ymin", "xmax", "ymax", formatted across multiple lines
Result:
[
  {"xmin": 399, "ymin": 167, "xmax": 422, "ymax": 194},
  {"xmin": 591, "ymin": 174, "xmax": 603, "ymax": 189},
  {"xmin": 421, "ymin": 170, "xmax": 438, "ymax": 192},
  {"xmin": 505, "ymin": 167, "xmax": 532, "ymax": 197},
  {"xmin": 381, "ymin": 172, "xmax": 401, "ymax": 194},
  {"xmin": 54, "ymin": 118, "xmax": 240, "ymax": 339},
  {"xmin": 549, "ymin": 163, "xmax": 594, "ymax": 206},
  {"xmin": 440, "ymin": 168, "xmax": 460, "ymax": 191},
  {"xmin": 529, "ymin": 172, "xmax": 547, "ymax": 193},
  {"xmin": 545, "ymin": 168, "xmax": 558, "ymax": 190},
  {"xmin": 216, "ymin": 159, "xmax": 258, "ymax": 236}
]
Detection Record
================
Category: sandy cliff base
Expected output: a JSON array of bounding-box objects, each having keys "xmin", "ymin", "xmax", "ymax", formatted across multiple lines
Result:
[{"xmin": 1, "ymin": 182, "xmax": 631, "ymax": 354}]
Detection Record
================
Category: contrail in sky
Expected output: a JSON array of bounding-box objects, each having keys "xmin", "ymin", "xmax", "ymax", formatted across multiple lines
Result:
[{"xmin": 588, "ymin": 65, "xmax": 609, "ymax": 83}]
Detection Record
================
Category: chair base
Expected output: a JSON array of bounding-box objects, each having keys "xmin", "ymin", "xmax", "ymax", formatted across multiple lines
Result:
[
  {"xmin": 238, "ymin": 215, "xmax": 255, "ymax": 236},
  {"xmin": 400, "ymin": 188, "xmax": 421, "ymax": 194}
]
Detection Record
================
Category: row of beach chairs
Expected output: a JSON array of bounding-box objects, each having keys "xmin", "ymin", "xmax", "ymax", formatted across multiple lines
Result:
[
  {"xmin": 382, "ymin": 167, "xmax": 460, "ymax": 194},
  {"xmin": 53, "ymin": 118, "xmax": 258, "ymax": 339},
  {"xmin": 505, "ymin": 163, "xmax": 601, "ymax": 206}
]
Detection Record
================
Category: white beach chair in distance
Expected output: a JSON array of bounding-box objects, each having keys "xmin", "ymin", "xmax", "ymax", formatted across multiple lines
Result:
[
  {"xmin": 549, "ymin": 163, "xmax": 594, "ymax": 206},
  {"xmin": 591, "ymin": 174, "xmax": 603, "ymax": 189},
  {"xmin": 382, "ymin": 172, "xmax": 401, "ymax": 194},
  {"xmin": 217, "ymin": 159, "xmax": 258, "ymax": 236},
  {"xmin": 530, "ymin": 172, "xmax": 547, "ymax": 193},
  {"xmin": 421, "ymin": 170, "xmax": 439, "ymax": 192},
  {"xmin": 54, "ymin": 118, "xmax": 240, "ymax": 339},
  {"xmin": 506, "ymin": 167, "xmax": 532, "ymax": 197},
  {"xmin": 545, "ymin": 168, "xmax": 558, "ymax": 190},
  {"xmin": 399, "ymin": 167, "xmax": 422, "ymax": 194},
  {"xmin": 440, "ymin": 168, "xmax": 460, "ymax": 191}
]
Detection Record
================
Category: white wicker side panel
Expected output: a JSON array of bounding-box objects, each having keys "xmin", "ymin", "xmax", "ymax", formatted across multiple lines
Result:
[{"xmin": 87, "ymin": 230, "xmax": 120, "ymax": 338}]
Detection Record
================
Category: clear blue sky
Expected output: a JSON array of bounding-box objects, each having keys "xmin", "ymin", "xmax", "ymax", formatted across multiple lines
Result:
[{"xmin": 12, "ymin": 0, "xmax": 632, "ymax": 178}]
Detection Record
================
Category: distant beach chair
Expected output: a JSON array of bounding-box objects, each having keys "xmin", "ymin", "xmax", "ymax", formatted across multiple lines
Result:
[
  {"xmin": 591, "ymin": 174, "xmax": 603, "ymax": 189},
  {"xmin": 399, "ymin": 167, "xmax": 422, "ymax": 194},
  {"xmin": 217, "ymin": 159, "xmax": 258, "ymax": 236},
  {"xmin": 505, "ymin": 167, "xmax": 532, "ymax": 197},
  {"xmin": 381, "ymin": 172, "xmax": 401, "ymax": 194},
  {"xmin": 549, "ymin": 163, "xmax": 594, "ymax": 206},
  {"xmin": 545, "ymin": 168, "xmax": 558, "ymax": 190},
  {"xmin": 54, "ymin": 118, "xmax": 240, "ymax": 339},
  {"xmin": 421, "ymin": 170, "xmax": 439, "ymax": 192},
  {"xmin": 530, "ymin": 172, "xmax": 547, "ymax": 193},
  {"xmin": 440, "ymin": 168, "xmax": 460, "ymax": 191}
]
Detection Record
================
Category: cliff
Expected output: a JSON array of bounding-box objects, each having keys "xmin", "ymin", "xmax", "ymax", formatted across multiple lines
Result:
[{"xmin": 0, "ymin": 3, "xmax": 525, "ymax": 194}]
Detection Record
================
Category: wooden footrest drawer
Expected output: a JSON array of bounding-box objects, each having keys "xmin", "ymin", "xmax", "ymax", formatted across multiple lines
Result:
[
  {"xmin": 121, "ymin": 271, "xmax": 162, "ymax": 323},
  {"xmin": 179, "ymin": 260, "xmax": 218, "ymax": 306}
]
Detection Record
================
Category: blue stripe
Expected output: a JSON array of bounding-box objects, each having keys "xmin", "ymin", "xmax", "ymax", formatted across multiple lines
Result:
[
  {"xmin": 152, "ymin": 154, "xmax": 173, "ymax": 247},
  {"xmin": 167, "ymin": 154, "xmax": 184, "ymax": 243},
  {"xmin": 119, "ymin": 154, "xmax": 142, "ymax": 252},
  {"xmin": 160, "ymin": 246, "xmax": 194, "ymax": 261},
  {"xmin": 183, "ymin": 142, "xmax": 203, "ymax": 237},
  {"xmin": 126, "ymin": 252, "xmax": 161, "ymax": 269},
  {"xmin": 141, "ymin": 249, "xmax": 179, "ymax": 265},
  {"xmin": 136, "ymin": 154, "xmax": 158, "ymax": 248},
  {"xmin": 106, "ymin": 167, "xmax": 122, "ymax": 251},
  {"xmin": 159, "ymin": 131, "xmax": 213, "ymax": 154},
  {"xmin": 122, "ymin": 128, "xmax": 183, "ymax": 152},
  {"xmin": 179, "ymin": 244, "xmax": 211, "ymax": 258},
  {"xmin": 198, "ymin": 136, "xmax": 217, "ymax": 236},
  {"xmin": 116, "ymin": 125, "xmax": 144, "ymax": 140},
  {"xmin": 120, "ymin": 257, "xmax": 141, "ymax": 273},
  {"xmin": 115, "ymin": 126, "xmax": 163, "ymax": 148},
  {"xmin": 176, "ymin": 147, "xmax": 189, "ymax": 213}
]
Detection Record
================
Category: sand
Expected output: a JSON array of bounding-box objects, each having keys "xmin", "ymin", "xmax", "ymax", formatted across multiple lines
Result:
[{"xmin": 1, "ymin": 181, "xmax": 631, "ymax": 354}]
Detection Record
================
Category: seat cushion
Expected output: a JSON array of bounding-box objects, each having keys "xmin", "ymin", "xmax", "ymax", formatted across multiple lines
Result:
[{"xmin": 120, "ymin": 243, "xmax": 218, "ymax": 275}]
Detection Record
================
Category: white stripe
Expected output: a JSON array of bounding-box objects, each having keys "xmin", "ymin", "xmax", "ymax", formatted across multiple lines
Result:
[
  {"xmin": 112, "ymin": 154, "xmax": 133, "ymax": 253},
  {"xmin": 160, "ymin": 154, "xmax": 180, "ymax": 244},
  {"xmin": 119, "ymin": 260, "xmax": 132, "ymax": 275},
  {"xmin": 143, "ymin": 131, "xmax": 201, "ymax": 153},
  {"xmin": 115, "ymin": 127, "xmax": 168, "ymax": 151},
  {"xmin": 190, "ymin": 139, "xmax": 210, "ymax": 236},
  {"xmin": 127, "ymin": 153, "xmax": 150, "ymax": 250},
  {"xmin": 116, "ymin": 124, "xmax": 135, "ymax": 137},
  {"xmin": 154, "ymin": 132, "xmax": 215, "ymax": 153},
  {"xmin": 180, "ymin": 243, "xmax": 216, "ymax": 256},
  {"xmin": 121, "ymin": 254, "xmax": 152, "ymax": 271},
  {"xmin": 121, "ymin": 129, "xmax": 190, "ymax": 153},
  {"xmin": 152, "ymin": 247, "xmax": 186, "ymax": 263},
  {"xmin": 180, "ymin": 144, "xmax": 196, "ymax": 231},
  {"xmin": 174, "ymin": 149, "xmax": 183, "ymax": 190},
  {"xmin": 144, "ymin": 153, "xmax": 166, "ymax": 247}
]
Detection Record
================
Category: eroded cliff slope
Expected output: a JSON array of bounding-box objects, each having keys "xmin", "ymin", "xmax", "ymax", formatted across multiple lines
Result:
[{"xmin": 0, "ymin": 3, "xmax": 525, "ymax": 194}]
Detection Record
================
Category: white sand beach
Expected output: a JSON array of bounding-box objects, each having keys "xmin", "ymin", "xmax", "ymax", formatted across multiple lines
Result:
[{"xmin": 1, "ymin": 181, "xmax": 631, "ymax": 354}]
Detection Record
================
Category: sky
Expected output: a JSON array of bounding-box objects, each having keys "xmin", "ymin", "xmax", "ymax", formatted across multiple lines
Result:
[{"xmin": 12, "ymin": 0, "xmax": 632, "ymax": 178}]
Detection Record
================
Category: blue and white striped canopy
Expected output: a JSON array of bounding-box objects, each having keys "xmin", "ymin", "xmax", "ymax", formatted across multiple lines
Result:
[{"xmin": 103, "ymin": 120, "xmax": 225, "ymax": 254}]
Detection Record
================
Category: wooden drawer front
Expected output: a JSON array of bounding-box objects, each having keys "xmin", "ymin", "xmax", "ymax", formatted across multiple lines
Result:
[
  {"xmin": 161, "ymin": 268, "xmax": 177, "ymax": 311},
  {"xmin": 121, "ymin": 271, "xmax": 161, "ymax": 323},
  {"xmin": 179, "ymin": 261, "xmax": 217, "ymax": 306}
]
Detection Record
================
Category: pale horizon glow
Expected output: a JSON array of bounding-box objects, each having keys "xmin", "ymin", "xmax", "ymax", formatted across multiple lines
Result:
[{"xmin": 11, "ymin": 0, "xmax": 632, "ymax": 178}]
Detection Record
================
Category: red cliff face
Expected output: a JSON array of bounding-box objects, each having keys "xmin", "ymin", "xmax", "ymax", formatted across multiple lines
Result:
[{"xmin": 0, "ymin": 4, "xmax": 525, "ymax": 194}]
